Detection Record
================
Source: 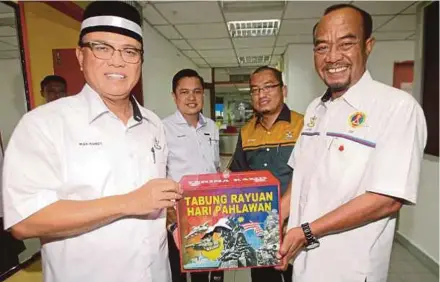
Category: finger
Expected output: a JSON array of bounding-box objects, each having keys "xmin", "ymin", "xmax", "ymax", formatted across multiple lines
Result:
[
  {"xmin": 160, "ymin": 181, "xmax": 183, "ymax": 194},
  {"xmin": 276, "ymin": 234, "xmax": 293, "ymax": 258},
  {"xmin": 274, "ymin": 257, "xmax": 288, "ymax": 271},
  {"xmin": 160, "ymin": 191, "xmax": 183, "ymax": 201}
]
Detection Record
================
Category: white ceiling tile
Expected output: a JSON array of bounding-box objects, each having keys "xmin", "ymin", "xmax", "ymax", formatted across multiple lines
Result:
[
  {"xmin": 373, "ymin": 31, "xmax": 414, "ymax": 41},
  {"xmin": 274, "ymin": 46, "xmax": 286, "ymax": 55},
  {"xmin": 279, "ymin": 19, "xmax": 318, "ymax": 36},
  {"xmin": 0, "ymin": 26, "xmax": 15, "ymax": 37},
  {"xmin": 353, "ymin": 1, "xmax": 416, "ymax": 15},
  {"xmin": 224, "ymin": 11, "xmax": 283, "ymax": 22},
  {"xmin": 376, "ymin": 15, "xmax": 416, "ymax": 32},
  {"xmin": 233, "ymin": 37, "xmax": 275, "ymax": 48},
  {"xmin": 212, "ymin": 62, "xmax": 239, "ymax": 67},
  {"xmin": 154, "ymin": 2, "xmax": 223, "ymax": 24},
  {"xmin": 199, "ymin": 49, "xmax": 235, "ymax": 58},
  {"xmin": 401, "ymin": 2, "xmax": 417, "ymax": 14},
  {"xmin": 284, "ymin": 1, "xmax": 349, "ymax": 19},
  {"xmin": 170, "ymin": 39, "xmax": 192, "ymax": 50},
  {"xmin": 181, "ymin": 50, "xmax": 200, "ymax": 58},
  {"xmin": 276, "ymin": 35, "xmax": 313, "ymax": 46},
  {"xmin": 205, "ymin": 57, "xmax": 238, "ymax": 64},
  {"xmin": 0, "ymin": 50, "xmax": 19, "ymax": 59},
  {"xmin": 0, "ymin": 4, "xmax": 13, "ymax": 13},
  {"xmin": 176, "ymin": 23, "xmax": 228, "ymax": 39},
  {"xmin": 236, "ymin": 48, "xmax": 273, "ymax": 56},
  {"xmin": 189, "ymin": 38, "xmax": 232, "ymax": 50},
  {"xmin": 0, "ymin": 36, "xmax": 18, "ymax": 46},
  {"xmin": 155, "ymin": 25, "xmax": 182, "ymax": 40},
  {"xmin": 0, "ymin": 41, "xmax": 14, "ymax": 51},
  {"xmin": 270, "ymin": 55, "xmax": 281, "ymax": 65},
  {"xmin": 143, "ymin": 4, "xmax": 168, "ymax": 25},
  {"xmin": 191, "ymin": 57, "xmax": 208, "ymax": 65},
  {"xmin": 372, "ymin": 15, "xmax": 395, "ymax": 30}
]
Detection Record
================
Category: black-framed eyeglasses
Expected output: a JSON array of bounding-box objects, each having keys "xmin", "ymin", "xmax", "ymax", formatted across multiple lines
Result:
[
  {"xmin": 79, "ymin": 41, "xmax": 143, "ymax": 64},
  {"xmin": 250, "ymin": 84, "xmax": 281, "ymax": 96}
]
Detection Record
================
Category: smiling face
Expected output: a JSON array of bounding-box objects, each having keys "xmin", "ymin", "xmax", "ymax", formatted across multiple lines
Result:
[
  {"xmin": 250, "ymin": 69, "xmax": 286, "ymax": 115},
  {"xmin": 173, "ymin": 76, "xmax": 204, "ymax": 116},
  {"xmin": 76, "ymin": 31, "xmax": 142, "ymax": 100},
  {"xmin": 41, "ymin": 81, "xmax": 66, "ymax": 102},
  {"xmin": 313, "ymin": 8, "xmax": 375, "ymax": 94}
]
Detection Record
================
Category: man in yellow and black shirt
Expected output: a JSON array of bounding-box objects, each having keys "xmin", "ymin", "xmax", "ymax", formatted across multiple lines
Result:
[{"xmin": 228, "ymin": 66, "xmax": 303, "ymax": 282}]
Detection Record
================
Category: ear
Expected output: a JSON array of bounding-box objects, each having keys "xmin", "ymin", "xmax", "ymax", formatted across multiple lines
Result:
[
  {"xmin": 364, "ymin": 37, "xmax": 376, "ymax": 58},
  {"xmin": 172, "ymin": 92, "xmax": 177, "ymax": 104},
  {"xmin": 76, "ymin": 46, "xmax": 84, "ymax": 71}
]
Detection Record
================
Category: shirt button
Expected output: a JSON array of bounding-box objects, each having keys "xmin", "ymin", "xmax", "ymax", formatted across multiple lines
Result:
[
  {"xmin": 263, "ymin": 163, "xmax": 268, "ymax": 167},
  {"xmin": 266, "ymin": 148, "xmax": 270, "ymax": 152},
  {"xmin": 267, "ymin": 132, "xmax": 271, "ymax": 135}
]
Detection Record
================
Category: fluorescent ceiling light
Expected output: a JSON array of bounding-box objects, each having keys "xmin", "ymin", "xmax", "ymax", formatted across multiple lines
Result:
[
  {"xmin": 238, "ymin": 55, "xmax": 272, "ymax": 65},
  {"xmin": 228, "ymin": 19, "xmax": 280, "ymax": 38},
  {"xmin": 238, "ymin": 87, "xmax": 250, "ymax": 92}
]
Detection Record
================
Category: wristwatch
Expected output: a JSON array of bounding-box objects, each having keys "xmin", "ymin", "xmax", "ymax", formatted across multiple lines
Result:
[
  {"xmin": 167, "ymin": 222, "xmax": 178, "ymax": 233},
  {"xmin": 301, "ymin": 222, "xmax": 320, "ymax": 250}
]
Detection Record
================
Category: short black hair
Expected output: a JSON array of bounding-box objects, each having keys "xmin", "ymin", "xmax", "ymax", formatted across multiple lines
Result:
[
  {"xmin": 40, "ymin": 75, "xmax": 67, "ymax": 91},
  {"xmin": 313, "ymin": 4, "xmax": 373, "ymax": 43},
  {"xmin": 172, "ymin": 69, "xmax": 204, "ymax": 93},
  {"xmin": 250, "ymin": 66, "xmax": 284, "ymax": 86}
]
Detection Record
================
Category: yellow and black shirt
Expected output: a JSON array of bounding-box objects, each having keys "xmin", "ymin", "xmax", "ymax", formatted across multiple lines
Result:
[{"xmin": 228, "ymin": 104, "xmax": 304, "ymax": 195}]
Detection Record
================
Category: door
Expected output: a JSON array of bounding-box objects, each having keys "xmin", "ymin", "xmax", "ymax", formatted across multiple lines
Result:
[
  {"xmin": 392, "ymin": 61, "xmax": 414, "ymax": 95},
  {"xmin": 52, "ymin": 48, "xmax": 144, "ymax": 105}
]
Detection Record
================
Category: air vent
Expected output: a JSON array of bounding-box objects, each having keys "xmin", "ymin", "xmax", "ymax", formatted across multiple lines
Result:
[
  {"xmin": 230, "ymin": 74, "xmax": 251, "ymax": 83},
  {"xmin": 227, "ymin": 19, "xmax": 280, "ymax": 38}
]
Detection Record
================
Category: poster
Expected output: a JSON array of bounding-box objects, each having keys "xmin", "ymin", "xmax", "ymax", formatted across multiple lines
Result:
[{"xmin": 177, "ymin": 171, "xmax": 281, "ymax": 272}]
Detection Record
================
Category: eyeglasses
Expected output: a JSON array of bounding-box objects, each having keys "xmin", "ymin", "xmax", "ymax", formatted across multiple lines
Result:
[
  {"xmin": 250, "ymin": 84, "xmax": 281, "ymax": 96},
  {"xmin": 79, "ymin": 41, "xmax": 143, "ymax": 64},
  {"xmin": 178, "ymin": 89, "xmax": 204, "ymax": 97},
  {"xmin": 313, "ymin": 40, "xmax": 360, "ymax": 55}
]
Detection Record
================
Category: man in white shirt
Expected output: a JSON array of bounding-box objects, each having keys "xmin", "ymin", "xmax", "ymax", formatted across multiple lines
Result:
[
  {"xmin": 2, "ymin": 2, "xmax": 182, "ymax": 282},
  {"xmin": 163, "ymin": 69, "xmax": 221, "ymax": 282},
  {"xmin": 276, "ymin": 4, "xmax": 427, "ymax": 282}
]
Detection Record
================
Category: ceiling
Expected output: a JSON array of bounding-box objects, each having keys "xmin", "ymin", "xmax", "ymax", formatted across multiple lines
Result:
[
  {"xmin": 0, "ymin": 1, "xmax": 418, "ymax": 66},
  {"xmin": 0, "ymin": 3, "xmax": 19, "ymax": 60},
  {"xmin": 142, "ymin": 1, "xmax": 418, "ymax": 69}
]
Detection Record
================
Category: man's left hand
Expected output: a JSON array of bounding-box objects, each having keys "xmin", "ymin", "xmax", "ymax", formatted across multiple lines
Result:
[{"xmin": 275, "ymin": 227, "xmax": 307, "ymax": 270}]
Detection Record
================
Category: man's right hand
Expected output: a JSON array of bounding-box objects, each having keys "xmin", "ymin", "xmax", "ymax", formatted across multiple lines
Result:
[{"xmin": 124, "ymin": 179, "xmax": 183, "ymax": 216}]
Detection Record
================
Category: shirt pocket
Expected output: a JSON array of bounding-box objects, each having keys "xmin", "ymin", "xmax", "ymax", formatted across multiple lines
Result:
[{"xmin": 64, "ymin": 147, "xmax": 111, "ymax": 200}]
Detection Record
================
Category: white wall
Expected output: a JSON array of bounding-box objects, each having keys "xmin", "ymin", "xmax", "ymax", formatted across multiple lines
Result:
[
  {"xmin": 367, "ymin": 40, "xmax": 415, "ymax": 86},
  {"xmin": 141, "ymin": 23, "xmax": 200, "ymax": 119},
  {"xmin": 283, "ymin": 36, "xmax": 439, "ymax": 263},
  {"xmin": 0, "ymin": 59, "xmax": 27, "ymax": 146},
  {"xmin": 395, "ymin": 2, "xmax": 439, "ymax": 264},
  {"xmin": 283, "ymin": 44, "xmax": 325, "ymax": 114},
  {"xmin": 0, "ymin": 58, "xmax": 41, "ymax": 263},
  {"xmin": 283, "ymin": 41, "xmax": 414, "ymax": 114}
]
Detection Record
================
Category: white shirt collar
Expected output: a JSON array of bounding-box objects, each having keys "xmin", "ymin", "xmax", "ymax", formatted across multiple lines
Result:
[{"xmin": 173, "ymin": 110, "xmax": 207, "ymax": 127}]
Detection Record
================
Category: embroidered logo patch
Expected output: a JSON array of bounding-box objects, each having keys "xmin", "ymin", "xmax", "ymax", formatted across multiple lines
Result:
[
  {"xmin": 307, "ymin": 116, "xmax": 317, "ymax": 128},
  {"xmin": 348, "ymin": 112, "xmax": 366, "ymax": 128},
  {"xmin": 285, "ymin": 131, "xmax": 293, "ymax": 140},
  {"xmin": 153, "ymin": 137, "xmax": 162, "ymax": 150}
]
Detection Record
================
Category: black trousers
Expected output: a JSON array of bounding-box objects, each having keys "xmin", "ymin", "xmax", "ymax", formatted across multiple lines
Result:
[
  {"xmin": 0, "ymin": 218, "xmax": 26, "ymax": 275},
  {"xmin": 251, "ymin": 264, "xmax": 293, "ymax": 282},
  {"xmin": 167, "ymin": 231, "xmax": 224, "ymax": 282}
]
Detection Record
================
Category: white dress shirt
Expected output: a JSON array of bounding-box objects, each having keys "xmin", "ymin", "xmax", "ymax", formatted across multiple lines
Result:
[
  {"xmin": 288, "ymin": 71, "xmax": 427, "ymax": 282},
  {"xmin": 162, "ymin": 111, "xmax": 220, "ymax": 182},
  {"xmin": 2, "ymin": 84, "xmax": 171, "ymax": 282}
]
